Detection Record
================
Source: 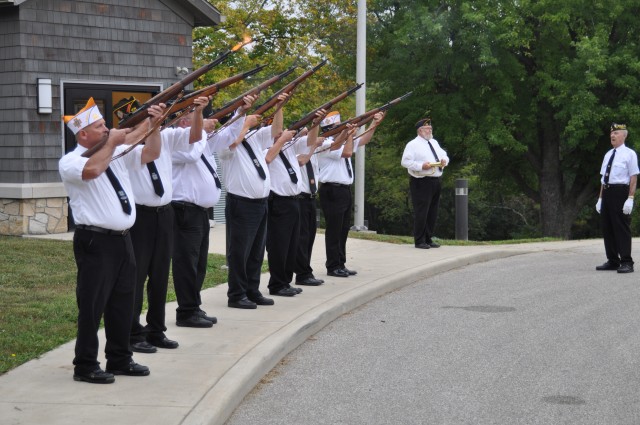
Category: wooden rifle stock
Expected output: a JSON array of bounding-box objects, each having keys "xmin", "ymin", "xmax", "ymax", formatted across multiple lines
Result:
[
  {"xmin": 320, "ymin": 91, "xmax": 413, "ymax": 138},
  {"xmin": 252, "ymin": 59, "xmax": 328, "ymax": 116},
  {"xmin": 288, "ymin": 83, "xmax": 363, "ymax": 132},
  {"xmin": 208, "ymin": 65, "xmax": 297, "ymax": 121},
  {"xmin": 165, "ymin": 64, "xmax": 267, "ymax": 121},
  {"xmin": 80, "ymin": 45, "xmax": 242, "ymax": 158},
  {"xmin": 116, "ymin": 48, "xmax": 236, "ymax": 130}
]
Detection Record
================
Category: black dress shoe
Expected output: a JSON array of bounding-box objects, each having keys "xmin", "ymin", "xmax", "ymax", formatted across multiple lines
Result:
[
  {"xmin": 328, "ymin": 268, "xmax": 349, "ymax": 278},
  {"xmin": 147, "ymin": 336, "xmax": 179, "ymax": 349},
  {"xmin": 596, "ymin": 261, "xmax": 620, "ymax": 271},
  {"xmin": 249, "ymin": 296, "xmax": 275, "ymax": 306},
  {"xmin": 296, "ymin": 277, "xmax": 323, "ymax": 286},
  {"xmin": 288, "ymin": 285, "xmax": 303, "ymax": 294},
  {"xmin": 196, "ymin": 309, "xmax": 218, "ymax": 324},
  {"xmin": 130, "ymin": 341, "xmax": 157, "ymax": 354},
  {"xmin": 343, "ymin": 268, "xmax": 357, "ymax": 275},
  {"xmin": 428, "ymin": 242, "xmax": 441, "ymax": 248},
  {"xmin": 73, "ymin": 369, "xmax": 115, "ymax": 384},
  {"xmin": 107, "ymin": 361, "xmax": 150, "ymax": 376},
  {"xmin": 228, "ymin": 298, "xmax": 258, "ymax": 309},
  {"xmin": 311, "ymin": 276, "xmax": 324, "ymax": 284},
  {"xmin": 415, "ymin": 243, "xmax": 431, "ymax": 249},
  {"xmin": 177, "ymin": 314, "xmax": 214, "ymax": 328},
  {"xmin": 617, "ymin": 264, "xmax": 634, "ymax": 273},
  {"xmin": 269, "ymin": 287, "xmax": 298, "ymax": 296}
]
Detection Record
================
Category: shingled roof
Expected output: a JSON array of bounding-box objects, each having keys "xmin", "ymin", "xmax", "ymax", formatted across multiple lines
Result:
[{"xmin": 0, "ymin": 0, "xmax": 221, "ymax": 27}]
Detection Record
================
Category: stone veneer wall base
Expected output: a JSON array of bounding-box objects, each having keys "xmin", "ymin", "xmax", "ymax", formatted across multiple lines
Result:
[{"xmin": 0, "ymin": 197, "xmax": 68, "ymax": 236}]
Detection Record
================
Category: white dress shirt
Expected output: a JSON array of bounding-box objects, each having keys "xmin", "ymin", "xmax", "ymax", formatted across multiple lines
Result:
[
  {"xmin": 401, "ymin": 135, "xmax": 449, "ymax": 178},
  {"xmin": 269, "ymin": 138, "xmax": 303, "ymax": 196},
  {"xmin": 600, "ymin": 144, "xmax": 640, "ymax": 184},
  {"xmin": 219, "ymin": 125, "xmax": 273, "ymax": 199},
  {"xmin": 59, "ymin": 144, "xmax": 142, "ymax": 230},
  {"xmin": 170, "ymin": 118, "xmax": 242, "ymax": 207},
  {"xmin": 317, "ymin": 137, "xmax": 355, "ymax": 185},
  {"xmin": 129, "ymin": 127, "xmax": 193, "ymax": 207},
  {"xmin": 293, "ymin": 136, "xmax": 319, "ymax": 195}
]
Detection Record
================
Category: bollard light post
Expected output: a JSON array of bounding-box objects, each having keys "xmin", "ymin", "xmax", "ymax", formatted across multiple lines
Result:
[{"xmin": 455, "ymin": 178, "xmax": 468, "ymax": 240}]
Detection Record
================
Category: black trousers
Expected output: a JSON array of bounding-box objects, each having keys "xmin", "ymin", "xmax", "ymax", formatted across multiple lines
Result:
[
  {"xmin": 295, "ymin": 195, "xmax": 318, "ymax": 280},
  {"xmin": 601, "ymin": 185, "xmax": 633, "ymax": 264},
  {"xmin": 409, "ymin": 176, "xmax": 441, "ymax": 245},
  {"xmin": 319, "ymin": 183, "xmax": 351, "ymax": 271},
  {"xmin": 267, "ymin": 194, "xmax": 301, "ymax": 292},
  {"xmin": 171, "ymin": 202, "xmax": 210, "ymax": 320},
  {"xmin": 129, "ymin": 204, "xmax": 174, "ymax": 342},
  {"xmin": 72, "ymin": 228, "xmax": 135, "ymax": 374},
  {"xmin": 226, "ymin": 193, "xmax": 268, "ymax": 302}
]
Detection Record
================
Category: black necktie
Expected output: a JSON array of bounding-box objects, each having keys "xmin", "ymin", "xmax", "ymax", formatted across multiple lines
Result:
[
  {"xmin": 146, "ymin": 161, "xmax": 165, "ymax": 197},
  {"xmin": 344, "ymin": 158, "xmax": 352, "ymax": 178},
  {"xmin": 427, "ymin": 140, "xmax": 442, "ymax": 171},
  {"xmin": 305, "ymin": 162, "xmax": 317, "ymax": 194},
  {"xmin": 201, "ymin": 155, "xmax": 221, "ymax": 189},
  {"xmin": 242, "ymin": 140, "xmax": 266, "ymax": 180},
  {"xmin": 105, "ymin": 166, "xmax": 132, "ymax": 214},
  {"xmin": 604, "ymin": 149, "xmax": 616, "ymax": 184},
  {"xmin": 279, "ymin": 152, "xmax": 298, "ymax": 183}
]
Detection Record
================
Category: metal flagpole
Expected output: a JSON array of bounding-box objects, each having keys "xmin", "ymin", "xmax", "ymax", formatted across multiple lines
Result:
[{"xmin": 353, "ymin": 0, "xmax": 367, "ymax": 230}]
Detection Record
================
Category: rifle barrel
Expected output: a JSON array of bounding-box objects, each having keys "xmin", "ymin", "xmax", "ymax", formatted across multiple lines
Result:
[{"xmin": 288, "ymin": 83, "xmax": 363, "ymax": 131}]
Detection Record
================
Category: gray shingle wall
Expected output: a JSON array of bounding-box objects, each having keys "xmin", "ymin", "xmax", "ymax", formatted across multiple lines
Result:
[{"xmin": 0, "ymin": 0, "xmax": 201, "ymax": 184}]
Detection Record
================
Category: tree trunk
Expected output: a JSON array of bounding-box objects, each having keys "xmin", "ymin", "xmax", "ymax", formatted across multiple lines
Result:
[{"xmin": 538, "ymin": 131, "xmax": 579, "ymax": 238}]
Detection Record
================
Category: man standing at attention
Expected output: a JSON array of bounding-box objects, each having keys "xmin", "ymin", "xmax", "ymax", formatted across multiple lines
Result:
[
  {"xmin": 127, "ymin": 96, "xmax": 211, "ymax": 353},
  {"xmin": 595, "ymin": 123, "xmax": 638, "ymax": 273},
  {"xmin": 59, "ymin": 98, "xmax": 164, "ymax": 383},
  {"xmin": 401, "ymin": 118, "xmax": 449, "ymax": 250},
  {"xmin": 317, "ymin": 111, "xmax": 385, "ymax": 278},
  {"xmin": 219, "ymin": 94, "xmax": 297, "ymax": 306},
  {"xmin": 170, "ymin": 96, "xmax": 251, "ymax": 327}
]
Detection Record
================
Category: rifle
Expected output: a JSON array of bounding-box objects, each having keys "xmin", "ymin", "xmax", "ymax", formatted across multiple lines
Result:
[
  {"xmin": 205, "ymin": 66, "xmax": 302, "ymax": 140},
  {"xmin": 288, "ymin": 83, "xmax": 363, "ymax": 133},
  {"xmin": 161, "ymin": 64, "xmax": 268, "ymax": 130},
  {"xmin": 252, "ymin": 59, "xmax": 328, "ymax": 117},
  {"xmin": 81, "ymin": 40, "xmax": 250, "ymax": 158},
  {"xmin": 117, "ymin": 42, "xmax": 248, "ymax": 130},
  {"xmin": 240, "ymin": 60, "xmax": 328, "ymax": 141},
  {"xmin": 208, "ymin": 65, "xmax": 297, "ymax": 121},
  {"xmin": 111, "ymin": 99, "xmax": 177, "ymax": 161},
  {"xmin": 310, "ymin": 92, "xmax": 412, "ymax": 155},
  {"xmin": 320, "ymin": 91, "xmax": 413, "ymax": 138}
]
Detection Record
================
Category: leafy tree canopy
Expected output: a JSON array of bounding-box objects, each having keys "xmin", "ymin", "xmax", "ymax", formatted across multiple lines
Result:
[{"xmin": 367, "ymin": 0, "xmax": 640, "ymax": 237}]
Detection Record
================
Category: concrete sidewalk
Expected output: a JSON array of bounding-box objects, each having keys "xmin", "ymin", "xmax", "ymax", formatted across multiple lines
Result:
[{"xmin": 1, "ymin": 227, "xmax": 604, "ymax": 425}]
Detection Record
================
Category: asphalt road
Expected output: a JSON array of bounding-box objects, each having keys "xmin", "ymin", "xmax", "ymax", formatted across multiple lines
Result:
[{"xmin": 226, "ymin": 243, "xmax": 640, "ymax": 425}]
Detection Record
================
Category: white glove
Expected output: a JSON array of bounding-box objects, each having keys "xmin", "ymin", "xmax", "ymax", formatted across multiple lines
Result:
[
  {"xmin": 596, "ymin": 198, "xmax": 602, "ymax": 214},
  {"xmin": 623, "ymin": 198, "xmax": 634, "ymax": 215}
]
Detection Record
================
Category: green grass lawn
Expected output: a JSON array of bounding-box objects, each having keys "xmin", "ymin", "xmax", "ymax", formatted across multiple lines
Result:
[{"xmin": 0, "ymin": 235, "xmax": 239, "ymax": 375}]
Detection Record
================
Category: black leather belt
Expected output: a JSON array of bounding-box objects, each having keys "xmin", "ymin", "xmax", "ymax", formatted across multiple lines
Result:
[
  {"xmin": 136, "ymin": 203, "xmax": 171, "ymax": 212},
  {"xmin": 603, "ymin": 183, "xmax": 629, "ymax": 189},
  {"xmin": 411, "ymin": 175, "xmax": 441, "ymax": 180},
  {"xmin": 227, "ymin": 193, "xmax": 268, "ymax": 203},
  {"xmin": 75, "ymin": 224, "xmax": 130, "ymax": 236},
  {"xmin": 171, "ymin": 201, "xmax": 208, "ymax": 211},
  {"xmin": 299, "ymin": 192, "xmax": 316, "ymax": 199},
  {"xmin": 322, "ymin": 182, "xmax": 350, "ymax": 188},
  {"xmin": 269, "ymin": 191, "xmax": 303, "ymax": 200}
]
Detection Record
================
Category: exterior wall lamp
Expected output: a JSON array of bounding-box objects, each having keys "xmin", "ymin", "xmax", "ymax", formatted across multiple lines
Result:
[{"xmin": 37, "ymin": 78, "xmax": 53, "ymax": 114}]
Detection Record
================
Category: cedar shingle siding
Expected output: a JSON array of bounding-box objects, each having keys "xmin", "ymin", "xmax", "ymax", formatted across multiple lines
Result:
[{"xmin": 0, "ymin": 0, "xmax": 219, "ymax": 234}]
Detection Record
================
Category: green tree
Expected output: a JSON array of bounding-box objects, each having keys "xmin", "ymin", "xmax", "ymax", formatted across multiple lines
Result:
[
  {"xmin": 194, "ymin": 1, "xmax": 360, "ymax": 126},
  {"xmin": 367, "ymin": 0, "xmax": 640, "ymax": 238}
]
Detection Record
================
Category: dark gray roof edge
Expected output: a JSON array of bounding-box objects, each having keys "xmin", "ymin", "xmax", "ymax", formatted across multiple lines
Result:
[
  {"xmin": 178, "ymin": 0, "xmax": 221, "ymax": 27},
  {"xmin": 0, "ymin": 0, "xmax": 28, "ymax": 6},
  {"xmin": 0, "ymin": 0, "xmax": 221, "ymax": 26}
]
